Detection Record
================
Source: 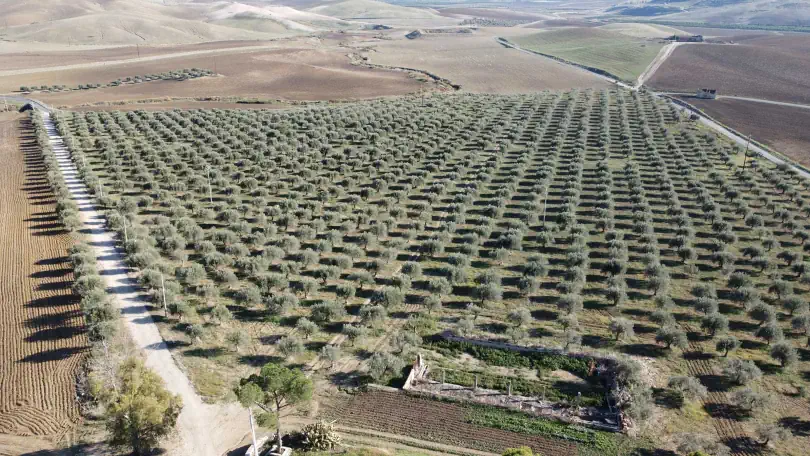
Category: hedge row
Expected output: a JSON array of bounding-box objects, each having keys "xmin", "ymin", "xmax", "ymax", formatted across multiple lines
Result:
[{"xmin": 33, "ymin": 112, "xmax": 119, "ymax": 343}]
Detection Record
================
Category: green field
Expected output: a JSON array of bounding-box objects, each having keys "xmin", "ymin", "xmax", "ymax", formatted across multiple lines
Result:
[{"xmin": 513, "ymin": 28, "xmax": 664, "ymax": 82}]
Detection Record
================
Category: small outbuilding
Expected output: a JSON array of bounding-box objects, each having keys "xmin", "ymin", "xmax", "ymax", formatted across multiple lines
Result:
[{"xmin": 695, "ymin": 88, "xmax": 717, "ymax": 99}]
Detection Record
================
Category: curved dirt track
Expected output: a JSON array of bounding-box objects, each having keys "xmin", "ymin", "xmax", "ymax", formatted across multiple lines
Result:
[
  {"xmin": 0, "ymin": 114, "xmax": 88, "ymax": 447},
  {"xmin": 43, "ymin": 113, "xmax": 247, "ymax": 456}
]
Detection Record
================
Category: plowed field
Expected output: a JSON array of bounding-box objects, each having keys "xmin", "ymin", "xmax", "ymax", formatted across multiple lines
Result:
[
  {"xmin": 324, "ymin": 389, "xmax": 578, "ymax": 455},
  {"xmin": 648, "ymin": 36, "xmax": 810, "ymax": 104},
  {"xmin": 0, "ymin": 114, "xmax": 87, "ymax": 448}
]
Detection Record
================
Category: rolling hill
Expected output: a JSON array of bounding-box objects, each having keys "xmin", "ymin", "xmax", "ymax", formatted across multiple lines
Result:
[
  {"xmin": 607, "ymin": 0, "xmax": 810, "ymax": 27},
  {"xmin": 0, "ymin": 0, "xmax": 354, "ymax": 45}
]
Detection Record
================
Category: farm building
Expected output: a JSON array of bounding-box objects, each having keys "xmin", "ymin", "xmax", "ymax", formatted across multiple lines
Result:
[
  {"xmin": 668, "ymin": 35, "xmax": 703, "ymax": 42},
  {"xmin": 696, "ymin": 88, "xmax": 717, "ymax": 99}
]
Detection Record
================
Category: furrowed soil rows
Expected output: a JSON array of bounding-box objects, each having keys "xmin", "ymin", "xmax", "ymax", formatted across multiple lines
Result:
[
  {"xmin": 0, "ymin": 114, "xmax": 87, "ymax": 445},
  {"xmin": 324, "ymin": 389, "xmax": 578, "ymax": 455}
]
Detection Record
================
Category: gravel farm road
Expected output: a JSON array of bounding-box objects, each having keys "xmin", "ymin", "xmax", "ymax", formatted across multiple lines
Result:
[{"xmin": 42, "ymin": 112, "xmax": 248, "ymax": 456}]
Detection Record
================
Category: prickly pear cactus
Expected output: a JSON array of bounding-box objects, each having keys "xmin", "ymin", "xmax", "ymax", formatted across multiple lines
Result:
[{"xmin": 301, "ymin": 420, "xmax": 341, "ymax": 450}]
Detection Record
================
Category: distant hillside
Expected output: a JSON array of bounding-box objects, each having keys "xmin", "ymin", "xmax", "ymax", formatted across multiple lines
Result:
[
  {"xmin": 0, "ymin": 0, "xmax": 351, "ymax": 45},
  {"xmin": 308, "ymin": 0, "xmax": 440, "ymax": 19},
  {"xmin": 607, "ymin": 0, "xmax": 810, "ymax": 26}
]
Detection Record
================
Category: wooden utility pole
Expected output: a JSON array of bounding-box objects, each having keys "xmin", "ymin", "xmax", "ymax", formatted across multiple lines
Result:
[
  {"xmin": 136, "ymin": 44, "xmax": 140, "ymax": 58},
  {"xmin": 206, "ymin": 167, "xmax": 213, "ymax": 203},
  {"xmin": 160, "ymin": 272, "xmax": 168, "ymax": 316},
  {"xmin": 741, "ymin": 135, "xmax": 752, "ymax": 170}
]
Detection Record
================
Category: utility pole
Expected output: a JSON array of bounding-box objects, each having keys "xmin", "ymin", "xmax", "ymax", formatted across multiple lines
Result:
[
  {"xmin": 136, "ymin": 44, "xmax": 140, "ymax": 58},
  {"xmin": 206, "ymin": 167, "xmax": 213, "ymax": 203},
  {"xmin": 160, "ymin": 272, "xmax": 168, "ymax": 316},
  {"xmin": 249, "ymin": 408, "xmax": 259, "ymax": 456},
  {"xmin": 741, "ymin": 135, "xmax": 752, "ymax": 170}
]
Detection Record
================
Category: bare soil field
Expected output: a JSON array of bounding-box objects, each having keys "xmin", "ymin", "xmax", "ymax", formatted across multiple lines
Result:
[
  {"xmin": 0, "ymin": 40, "xmax": 274, "ymax": 72},
  {"xmin": 677, "ymin": 26, "xmax": 778, "ymax": 39},
  {"xmin": 648, "ymin": 36, "xmax": 810, "ymax": 104},
  {"xmin": 323, "ymin": 389, "xmax": 578, "ymax": 456},
  {"xmin": 0, "ymin": 45, "xmax": 423, "ymax": 106},
  {"xmin": 436, "ymin": 7, "xmax": 551, "ymax": 21},
  {"xmin": 684, "ymin": 97, "xmax": 810, "ymax": 168},
  {"xmin": 0, "ymin": 113, "xmax": 87, "ymax": 449},
  {"xmin": 366, "ymin": 29, "xmax": 609, "ymax": 93}
]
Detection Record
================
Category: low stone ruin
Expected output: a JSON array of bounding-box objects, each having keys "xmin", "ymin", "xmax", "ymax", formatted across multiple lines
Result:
[{"xmin": 403, "ymin": 352, "xmax": 623, "ymax": 433}]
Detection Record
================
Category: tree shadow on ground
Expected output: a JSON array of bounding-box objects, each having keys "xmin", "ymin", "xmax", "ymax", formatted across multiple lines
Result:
[
  {"xmin": 619, "ymin": 343, "xmax": 668, "ymax": 358},
  {"xmin": 184, "ymin": 347, "xmax": 228, "ymax": 358},
  {"xmin": 329, "ymin": 370, "xmax": 363, "ymax": 387},
  {"xmin": 779, "ymin": 416, "xmax": 810, "ymax": 436},
  {"xmin": 582, "ymin": 334, "xmax": 610, "ymax": 349},
  {"xmin": 697, "ymin": 374, "xmax": 733, "ymax": 393},
  {"xmin": 653, "ymin": 388, "xmax": 683, "ymax": 409},
  {"xmin": 704, "ymin": 402, "xmax": 749, "ymax": 421},
  {"xmin": 239, "ymin": 354, "xmax": 283, "ymax": 367},
  {"xmin": 722, "ymin": 436, "xmax": 759, "ymax": 455}
]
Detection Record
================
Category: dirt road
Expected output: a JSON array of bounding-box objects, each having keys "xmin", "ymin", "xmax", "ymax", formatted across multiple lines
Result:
[
  {"xmin": 43, "ymin": 113, "xmax": 247, "ymax": 456},
  {"xmin": 637, "ymin": 42, "xmax": 679, "ymax": 88},
  {"xmin": 667, "ymin": 99, "xmax": 810, "ymax": 179},
  {"xmin": 717, "ymin": 95, "xmax": 810, "ymax": 111}
]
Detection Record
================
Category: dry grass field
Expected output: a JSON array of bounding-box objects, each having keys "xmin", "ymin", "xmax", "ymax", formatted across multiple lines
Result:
[
  {"xmin": 685, "ymin": 97, "xmax": 810, "ymax": 168},
  {"xmin": 0, "ymin": 44, "xmax": 424, "ymax": 107},
  {"xmin": 0, "ymin": 114, "xmax": 87, "ymax": 451},
  {"xmin": 648, "ymin": 36, "xmax": 810, "ymax": 104},
  {"xmin": 366, "ymin": 29, "xmax": 610, "ymax": 94}
]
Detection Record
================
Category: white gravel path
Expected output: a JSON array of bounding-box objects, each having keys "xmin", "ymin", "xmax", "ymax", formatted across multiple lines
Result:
[{"xmin": 43, "ymin": 112, "xmax": 247, "ymax": 456}]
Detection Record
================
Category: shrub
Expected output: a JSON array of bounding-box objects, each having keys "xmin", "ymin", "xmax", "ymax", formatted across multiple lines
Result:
[
  {"xmin": 723, "ymin": 359, "xmax": 762, "ymax": 385},
  {"xmin": 655, "ymin": 326, "xmax": 688, "ymax": 350}
]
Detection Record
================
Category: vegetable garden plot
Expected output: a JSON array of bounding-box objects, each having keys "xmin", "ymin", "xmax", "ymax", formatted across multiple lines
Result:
[{"xmin": 54, "ymin": 90, "xmax": 810, "ymax": 452}]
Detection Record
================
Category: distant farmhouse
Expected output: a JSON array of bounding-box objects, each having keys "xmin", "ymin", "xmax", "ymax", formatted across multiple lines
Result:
[
  {"xmin": 696, "ymin": 88, "xmax": 717, "ymax": 99},
  {"xmin": 668, "ymin": 35, "xmax": 704, "ymax": 43}
]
